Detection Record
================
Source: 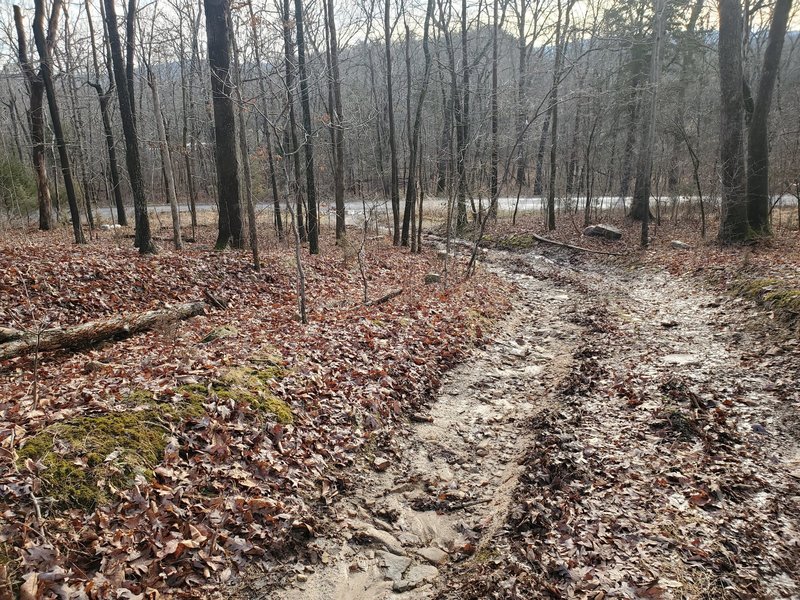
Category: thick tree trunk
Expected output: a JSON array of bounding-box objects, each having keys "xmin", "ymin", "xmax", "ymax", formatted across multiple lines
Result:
[
  {"xmin": 718, "ymin": 0, "xmax": 749, "ymax": 243},
  {"xmin": 31, "ymin": 0, "xmax": 84, "ymax": 244},
  {"xmin": 746, "ymin": 0, "xmax": 792, "ymax": 235},
  {"xmin": 204, "ymin": 0, "xmax": 243, "ymax": 250},
  {"xmin": 13, "ymin": 5, "xmax": 52, "ymax": 232},
  {"xmin": 0, "ymin": 302, "xmax": 205, "ymax": 361},
  {"xmin": 487, "ymin": 0, "xmax": 499, "ymax": 221},
  {"xmin": 294, "ymin": 0, "xmax": 319, "ymax": 254}
]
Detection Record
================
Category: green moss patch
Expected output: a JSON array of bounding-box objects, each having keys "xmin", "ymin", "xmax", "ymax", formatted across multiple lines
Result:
[
  {"xmin": 733, "ymin": 278, "xmax": 800, "ymax": 320},
  {"xmin": 18, "ymin": 411, "xmax": 168, "ymax": 510},
  {"xmin": 215, "ymin": 366, "xmax": 293, "ymax": 424}
]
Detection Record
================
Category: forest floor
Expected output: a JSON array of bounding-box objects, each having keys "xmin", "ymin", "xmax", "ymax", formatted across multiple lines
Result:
[
  {"xmin": 237, "ymin": 219, "xmax": 800, "ymax": 599},
  {"xmin": 2, "ymin": 216, "xmax": 799, "ymax": 599}
]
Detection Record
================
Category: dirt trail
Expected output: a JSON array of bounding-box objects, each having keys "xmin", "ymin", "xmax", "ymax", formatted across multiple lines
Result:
[{"xmin": 242, "ymin": 246, "xmax": 800, "ymax": 599}]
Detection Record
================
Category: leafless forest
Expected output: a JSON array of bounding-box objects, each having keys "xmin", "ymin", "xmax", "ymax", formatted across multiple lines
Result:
[
  {"xmin": 0, "ymin": 0, "xmax": 798, "ymax": 249},
  {"xmin": 1, "ymin": 0, "xmax": 800, "ymax": 598}
]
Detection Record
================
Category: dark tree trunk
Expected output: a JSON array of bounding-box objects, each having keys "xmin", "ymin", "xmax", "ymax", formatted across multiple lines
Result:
[
  {"xmin": 487, "ymin": 0, "xmax": 499, "ymax": 220},
  {"xmin": 294, "ymin": 0, "xmax": 319, "ymax": 254},
  {"xmin": 718, "ymin": 0, "xmax": 748, "ymax": 242},
  {"xmin": 13, "ymin": 5, "xmax": 52, "ymax": 231},
  {"xmin": 533, "ymin": 109, "xmax": 551, "ymax": 196},
  {"xmin": 88, "ymin": 0, "xmax": 127, "ymax": 227},
  {"xmin": 31, "ymin": 0, "xmax": 84, "ymax": 244},
  {"xmin": 746, "ymin": 0, "xmax": 792, "ymax": 235},
  {"xmin": 204, "ymin": 0, "xmax": 243, "ymax": 250},
  {"xmin": 104, "ymin": 0, "xmax": 155, "ymax": 253},
  {"xmin": 385, "ymin": 0, "xmax": 400, "ymax": 244},
  {"xmin": 125, "ymin": 0, "xmax": 136, "ymax": 127}
]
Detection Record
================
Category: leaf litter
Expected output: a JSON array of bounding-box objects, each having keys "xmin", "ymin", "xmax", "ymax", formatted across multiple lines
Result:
[{"xmin": 0, "ymin": 229, "xmax": 510, "ymax": 598}]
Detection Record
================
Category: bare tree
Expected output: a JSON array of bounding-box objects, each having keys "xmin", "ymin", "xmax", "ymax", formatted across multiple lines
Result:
[
  {"xmin": 30, "ymin": 0, "xmax": 84, "ymax": 243},
  {"xmin": 294, "ymin": 0, "xmax": 319, "ymax": 254},
  {"xmin": 104, "ymin": 0, "xmax": 155, "ymax": 253},
  {"xmin": 12, "ymin": 5, "xmax": 52, "ymax": 231}
]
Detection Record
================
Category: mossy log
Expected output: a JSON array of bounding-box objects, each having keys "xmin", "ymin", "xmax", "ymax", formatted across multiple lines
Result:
[{"xmin": 0, "ymin": 301, "xmax": 205, "ymax": 360}]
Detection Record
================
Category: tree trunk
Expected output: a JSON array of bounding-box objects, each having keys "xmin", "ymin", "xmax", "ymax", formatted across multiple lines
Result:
[
  {"xmin": 204, "ymin": 0, "xmax": 243, "ymax": 250},
  {"xmin": 294, "ymin": 0, "xmax": 319, "ymax": 254},
  {"xmin": 12, "ymin": 5, "xmax": 52, "ymax": 232},
  {"xmin": 148, "ymin": 69, "xmax": 183, "ymax": 250},
  {"xmin": 632, "ymin": 0, "xmax": 666, "ymax": 246},
  {"xmin": 746, "ymin": 0, "xmax": 792, "ymax": 235},
  {"xmin": 283, "ymin": 0, "xmax": 306, "ymax": 241},
  {"xmin": 487, "ymin": 0, "xmax": 499, "ymax": 220},
  {"xmin": 718, "ymin": 0, "xmax": 749, "ymax": 243},
  {"xmin": 547, "ymin": 0, "xmax": 570, "ymax": 231},
  {"xmin": 400, "ymin": 1, "xmax": 433, "ymax": 246},
  {"xmin": 385, "ymin": 0, "xmax": 401, "ymax": 244},
  {"xmin": 104, "ymin": 0, "xmax": 155, "ymax": 253},
  {"xmin": 532, "ymin": 109, "xmax": 550, "ymax": 196},
  {"xmin": 30, "ymin": 0, "xmax": 84, "ymax": 244},
  {"xmin": 230, "ymin": 20, "xmax": 260, "ymax": 270},
  {"xmin": 325, "ymin": 0, "xmax": 346, "ymax": 240},
  {"xmin": 247, "ymin": 0, "xmax": 283, "ymax": 240}
]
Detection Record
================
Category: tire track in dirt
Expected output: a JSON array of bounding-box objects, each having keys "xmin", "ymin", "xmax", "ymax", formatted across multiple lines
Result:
[{"xmin": 237, "ymin": 250, "xmax": 585, "ymax": 599}]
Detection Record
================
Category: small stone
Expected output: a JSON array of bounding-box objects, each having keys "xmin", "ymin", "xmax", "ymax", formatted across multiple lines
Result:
[
  {"xmin": 393, "ymin": 565, "xmax": 439, "ymax": 591},
  {"xmin": 671, "ymin": 240, "xmax": 691, "ymax": 250},
  {"xmin": 373, "ymin": 457, "xmax": 391, "ymax": 471},
  {"xmin": 660, "ymin": 353, "xmax": 700, "ymax": 365},
  {"xmin": 416, "ymin": 547, "xmax": 448, "ymax": 565},
  {"xmin": 379, "ymin": 551, "xmax": 412, "ymax": 582},
  {"xmin": 583, "ymin": 224, "xmax": 622, "ymax": 240},
  {"xmin": 296, "ymin": 574, "xmax": 308, "ymax": 583},
  {"xmin": 200, "ymin": 325, "xmax": 239, "ymax": 343}
]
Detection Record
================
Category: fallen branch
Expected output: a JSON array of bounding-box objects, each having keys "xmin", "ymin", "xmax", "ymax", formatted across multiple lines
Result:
[
  {"xmin": 531, "ymin": 233, "xmax": 624, "ymax": 256},
  {"xmin": 366, "ymin": 288, "xmax": 403, "ymax": 307},
  {"xmin": 0, "ymin": 302, "xmax": 206, "ymax": 361}
]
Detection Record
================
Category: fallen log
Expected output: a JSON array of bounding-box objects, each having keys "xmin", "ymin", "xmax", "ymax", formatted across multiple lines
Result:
[
  {"xmin": 0, "ymin": 301, "xmax": 206, "ymax": 361},
  {"xmin": 531, "ymin": 233, "xmax": 624, "ymax": 257},
  {"xmin": 366, "ymin": 288, "xmax": 403, "ymax": 307}
]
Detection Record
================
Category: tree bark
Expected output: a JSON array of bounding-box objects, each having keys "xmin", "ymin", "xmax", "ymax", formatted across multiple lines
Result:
[
  {"xmin": 13, "ymin": 5, "xmax": 52, "ymax": 232},
  {"xmin": 204, "ymin": 0, "xmax": 243, "ymax": 250},
  {"xmin": 103, "ymin": 0, "xmax": 155, "ymax": 253},
  {"xmin": 746, "ymin": 0, "xmax": 792, "ymax": 235},
  {"xmin": 30, "ymin": 0, "xmax": 84, "ymax": 244},
  {"xmin": 718, "ymin": 0, "xmax": 749, "ymax": 242}
]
